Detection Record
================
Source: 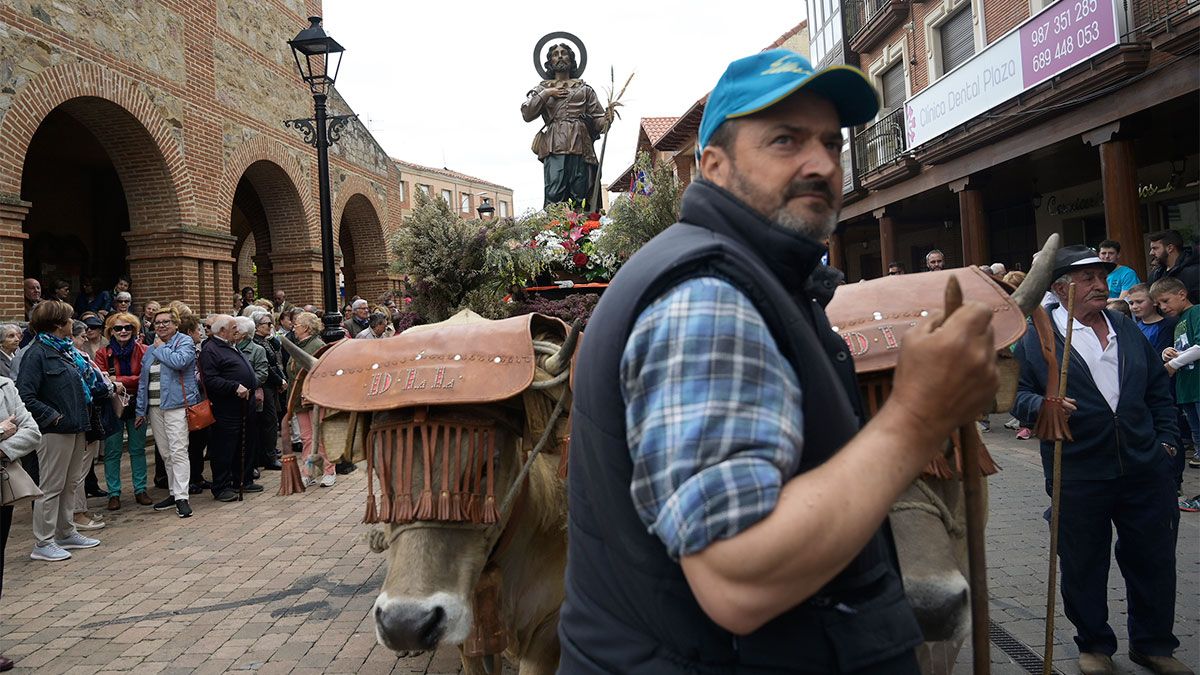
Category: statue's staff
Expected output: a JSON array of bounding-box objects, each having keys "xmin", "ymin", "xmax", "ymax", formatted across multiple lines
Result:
[
  {"xmin": 590, "ymin": 68, "xmax": 633, "ymax": 211},
  {"xmin": 1040, "ymin": 282, "xmax": 1077, "ymax": 674}
]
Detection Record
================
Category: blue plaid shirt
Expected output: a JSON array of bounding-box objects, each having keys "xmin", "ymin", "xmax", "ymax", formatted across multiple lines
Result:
[{"xmin": 621, "ymin": 277, "xmax": 804, "ymax": 560}]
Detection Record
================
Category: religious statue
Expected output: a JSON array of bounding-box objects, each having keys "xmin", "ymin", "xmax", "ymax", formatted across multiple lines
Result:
[{"xmin": 522, "ymin": 34, "xmax": 613, "ymax": 208}]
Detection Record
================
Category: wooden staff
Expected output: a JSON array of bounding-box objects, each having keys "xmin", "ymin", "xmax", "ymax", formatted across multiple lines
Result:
[
  {"xmin": 943, "ymin": 276, "xmax": 991, "ymax": 675},
  {"xmin": 1043, "ymin": 282, "xmax": 1076, "ymax": 674}
]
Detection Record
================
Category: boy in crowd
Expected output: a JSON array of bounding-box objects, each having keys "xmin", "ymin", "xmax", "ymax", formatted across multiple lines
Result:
[
  {"xmin": 1129, "ymin": 283, "xmax": 1177, "ymax": 354},
  {"xmin": 1152, "ymin": 277, "xmax": 1200, "ymax": 491}
]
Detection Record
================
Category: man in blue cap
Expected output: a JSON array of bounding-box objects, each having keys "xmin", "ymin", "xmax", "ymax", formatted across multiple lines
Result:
[{"xmin": 560, "ymin": 49, "xmax": 1001, "ymax": 673}]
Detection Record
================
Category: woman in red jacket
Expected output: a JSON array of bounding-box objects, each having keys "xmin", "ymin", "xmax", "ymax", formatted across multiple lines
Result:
[{"xmin": 95, "ymin": 313, "xmax": 151, "ymax": 510}]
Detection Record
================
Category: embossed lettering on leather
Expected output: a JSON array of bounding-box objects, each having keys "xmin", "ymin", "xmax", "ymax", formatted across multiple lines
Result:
[
  {"xmin": 302, "ymin": 313, "xmax": 560, "ymax": 411},
  {"xmin": 825, "ymin": 267, "xmax": 1026, "ymax": 374}
]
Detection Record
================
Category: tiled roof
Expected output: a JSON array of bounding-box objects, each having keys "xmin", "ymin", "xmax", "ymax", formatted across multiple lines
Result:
[
  {"xmin": 641, "ymin": 116, "xmax": 678, "ymax": 145},
  {"xmin": 391, "ymin": 158, "xmax": 512, "ymax": 192},
  {"xmin": 764, "ymin": 20, "xmax": 808, "ymax": 50},
  {"xmin": 607, "ymin": 162, "xmax": 637, "ymax": 192}
]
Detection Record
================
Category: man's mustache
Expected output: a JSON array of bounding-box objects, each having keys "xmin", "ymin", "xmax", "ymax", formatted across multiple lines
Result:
[{"xmin": 784, "ymin": 179, "xmax": 835, "ymax": 204}]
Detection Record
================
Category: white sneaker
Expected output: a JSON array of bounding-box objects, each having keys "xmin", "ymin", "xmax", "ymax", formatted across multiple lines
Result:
[
  {"xmin": 74, "ymin": 517, "xmax": 105, "ymax": 531},
  {"xmin": 302, "ymin": 477, "xmax": 316, "ymax": 488},
  {"xmin": 320, "ymin": 474, "xmax": 336, "ymax": 488},
  {"xmin": 55, "ymin": 533, "xmax": 101, "ymax": 550},
  {"xmin": 30, "ymin": 542, "xmax": 71, "ymax": 561}
]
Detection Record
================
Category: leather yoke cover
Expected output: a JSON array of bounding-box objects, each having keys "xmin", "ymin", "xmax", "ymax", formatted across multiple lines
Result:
[
  {"xmin": 824, "ymin": 267, "xmax": 1026, "ymax": 374},
  {"xmin": 303, "ymin": 313, "xmax": 546, "ymax": 411}
]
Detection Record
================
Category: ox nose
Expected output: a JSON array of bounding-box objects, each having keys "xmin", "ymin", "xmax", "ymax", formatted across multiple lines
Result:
[
  {"xmin": 374, "ymin": 602, "xmax": 446, "ymax": 652},
  {"xmin": 906, "ymin": 574, "xmax": 970, "ymax": 643}
]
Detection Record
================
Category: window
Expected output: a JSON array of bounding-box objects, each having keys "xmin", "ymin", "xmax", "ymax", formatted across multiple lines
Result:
[
  {"xmin": 940, "ymin": 7, "xmax": 975, "ymax": 73},
  {"xmin": 461, "ymin": 194, "xmax": 471, "ymax": 212},
  {"xmin": 880, "ymin": 62, "xmax": 906, "ymax": 111},
  {"xmin": 417, "ymin": 184, "xmax": 430, "ymax": 197},
  {"xmin": 499, "ymin": 201, "xmax": 509, "ymax": 218},
  {"xmin": 399, "ymin": 181, "xmax": 407, "ymax": 202},
  {"xmin": 441, "ymin": 189, "xmax": 452, "ymax": 205}
]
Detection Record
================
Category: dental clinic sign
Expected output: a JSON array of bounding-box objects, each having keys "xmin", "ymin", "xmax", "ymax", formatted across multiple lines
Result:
[{"xmin": 904, "ymin": 0, "xmax": 1119, "ymax": 149}]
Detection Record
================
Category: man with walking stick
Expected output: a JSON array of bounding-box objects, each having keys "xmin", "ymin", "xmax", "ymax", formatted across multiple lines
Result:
[{"xmin": 1012, "ymin": 245, "xmax": 1188, "ymax": 675}]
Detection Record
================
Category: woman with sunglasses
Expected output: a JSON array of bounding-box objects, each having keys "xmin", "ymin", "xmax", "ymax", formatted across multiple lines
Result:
[{"xmin": 94, "ymin": 313, "xmax": 151, "ymax": 510}]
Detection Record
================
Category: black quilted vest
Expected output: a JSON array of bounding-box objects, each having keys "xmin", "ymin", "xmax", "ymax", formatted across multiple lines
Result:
[{"xmin": 558, "ymin": 181, "xmax": 922, "ymax": 674}]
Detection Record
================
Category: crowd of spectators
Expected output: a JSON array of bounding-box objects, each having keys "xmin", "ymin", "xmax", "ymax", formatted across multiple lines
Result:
[{"xmin": 1, "ymin": 277, "xmax": 419, "ymax": 579}]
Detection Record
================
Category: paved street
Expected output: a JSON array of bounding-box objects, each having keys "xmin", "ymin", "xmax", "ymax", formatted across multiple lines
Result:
[{"xmin": 0, "ymin": 415, "xmax": 1195, "ymax": 674}]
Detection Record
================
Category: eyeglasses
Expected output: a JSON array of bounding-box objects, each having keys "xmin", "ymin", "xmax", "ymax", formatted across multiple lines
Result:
[
  {"xmin": 153, "ymin": 320, "xmax": 174, "ymax": 326},
  {"xmin": 111, "ymin": 325, "xmax": 134, "ymax": 332}
]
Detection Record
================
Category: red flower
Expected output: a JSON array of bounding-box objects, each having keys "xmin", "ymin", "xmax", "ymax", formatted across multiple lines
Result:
[
  {"xmin": 583, "ymin": 220, "xmax": 601, "ymax": 233},
  {"xmin": 572, "ymin": 252, "xmax": 589, "ymax": 268}
]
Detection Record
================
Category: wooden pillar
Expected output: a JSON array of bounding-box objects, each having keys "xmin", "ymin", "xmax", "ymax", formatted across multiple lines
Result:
[
  {"xmin": 875, "ymin": 207, "xmax": 896, "ymax": 276},
  {"xmin": 1099, "ymin": 141, "xmax": 1145, "ymax": 280},
  {"xmin": 827, "ymin": 231, "xmax": 845, "ymax": 271},
  {"xmin": 1084, "ymin": 121, "xmax": 1145, "ymax": 279},
  {"xmin": 951, "ymin": 177, "xmax": 988, "ymax": 267}
]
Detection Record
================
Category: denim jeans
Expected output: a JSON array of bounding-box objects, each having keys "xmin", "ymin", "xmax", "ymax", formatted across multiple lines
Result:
[{"xmin": 103, "ymin": 417, "xmax": 148, "ymax": 497}]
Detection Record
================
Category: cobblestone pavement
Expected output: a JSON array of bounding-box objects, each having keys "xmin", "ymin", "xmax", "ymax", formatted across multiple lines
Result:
[{"xmin": 0, "ymin": 418, "xmax": 1194, "ymax": 674}]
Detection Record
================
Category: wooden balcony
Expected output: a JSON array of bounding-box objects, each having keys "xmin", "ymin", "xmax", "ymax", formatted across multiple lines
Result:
[{"xmin": 846, "ymin": 0, "xmax": 911, "ymax": 53}]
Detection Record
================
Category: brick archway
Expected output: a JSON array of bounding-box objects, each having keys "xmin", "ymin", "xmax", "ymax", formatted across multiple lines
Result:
[
  {"xmin": 332, "ymin": 177, "xmax": 390, "ymax": 303},
  {"xmin": 219, "ymin": 135, "xmax": 317, "ymax": 248},
  {"xmin": 0, "ymin": 62, "xmax": 195, "ymax": 230}
]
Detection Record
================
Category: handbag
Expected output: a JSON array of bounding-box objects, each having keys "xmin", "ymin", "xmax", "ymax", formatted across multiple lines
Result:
[
  {"xmin": 182, "ymin": 374, "xmax": 215, "ymax": 432},
  {"xmin": 1, "ymin": 458, "xmax": 43, "ymax": 506}
]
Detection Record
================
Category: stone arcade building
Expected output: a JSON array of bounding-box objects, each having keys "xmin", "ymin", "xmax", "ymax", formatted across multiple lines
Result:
[{"xmin": 0, "ymin": 0, "xmax": 409, "ymax": 321}]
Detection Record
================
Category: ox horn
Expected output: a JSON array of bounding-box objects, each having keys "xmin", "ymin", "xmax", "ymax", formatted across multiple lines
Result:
[
  {"xmin": 280, "ymin": 335, "xmax": 319, "ymax": 372},
  {"xmin": 543, "ymin": 319, "xmax": 582, "ymax": 376},
  {"xmin": 1011, "ymin": 233, "xmax": 1061, "ymax": 316}
]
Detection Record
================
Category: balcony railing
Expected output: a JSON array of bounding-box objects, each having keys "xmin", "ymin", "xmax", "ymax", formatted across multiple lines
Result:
[
  {"xmin": 1129, "ymin": 0, "xmax": 1198, "ymax": 35},
  {"xmin": 853, "ymin": 107, "xmax": 907, "ymax": 178}
]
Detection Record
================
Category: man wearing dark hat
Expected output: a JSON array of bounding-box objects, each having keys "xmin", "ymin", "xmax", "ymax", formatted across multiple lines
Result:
[
  {"xmin": 1012, "ymin": 245, "xmax": 1186, "ymax": 675},
  {"xmin": 560, "ymin": 49, "xmax": 1001, "ymax": 674}
]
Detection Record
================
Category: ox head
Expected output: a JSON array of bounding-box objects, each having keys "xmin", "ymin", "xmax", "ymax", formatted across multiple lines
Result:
[
  {"xmin": 359, "ymin": 314, "xmax": 578, "ymax": 654},
  {"xmin": 885, "ymin": 235, "xmax": 1059, "ymax": 646}
]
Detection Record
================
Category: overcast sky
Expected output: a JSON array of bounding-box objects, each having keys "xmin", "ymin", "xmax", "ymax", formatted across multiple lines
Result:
[{"xmin": 323, "ymin": 1, "xmax": 806, "ymax": 215}]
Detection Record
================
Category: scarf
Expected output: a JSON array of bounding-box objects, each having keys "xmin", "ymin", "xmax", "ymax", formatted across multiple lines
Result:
[
  {"xmin": 109, "ymin": 338, "xmax": 136, "ymax": 375},
  {"xmin": 37, "ymin": 333, "xmax": 99, "ymax": 404}
]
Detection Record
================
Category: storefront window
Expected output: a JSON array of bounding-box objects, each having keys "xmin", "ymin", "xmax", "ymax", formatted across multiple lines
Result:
[{"xmin": 1163, "ymin": 199, "xmax": 1199, "ymax": 243}]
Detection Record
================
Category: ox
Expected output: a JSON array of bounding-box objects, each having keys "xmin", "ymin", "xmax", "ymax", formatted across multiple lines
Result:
[
  {"xmin": 825, "ymin": 235, "xmax": 1058, "ymax": 674},
  {"xmin": 284, "ymin": 310, "xmax": 575, "ymax": 674},
  {"xmin": 285, "ymin": 237, "xmax": 1056, "ymax": 675}
]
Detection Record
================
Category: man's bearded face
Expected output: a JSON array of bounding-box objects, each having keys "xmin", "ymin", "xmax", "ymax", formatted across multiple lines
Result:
[{"xmin": 549, "ymin": 45, "xmax": 574, "ymax": 73}]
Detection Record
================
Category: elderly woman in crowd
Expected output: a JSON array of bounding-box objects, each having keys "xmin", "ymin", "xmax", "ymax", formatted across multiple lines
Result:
[
  {"xmin": 71, "ymin": 320, "xmax": 109, "ymax": 517},
  {"xmin": 252, "ymin": 312, "xmax": 285, "ymax": 471},
  {"xmin": 111, "ymin": 292, "xmax": 133, "ymax": 319},
  {"xmin": 233, "ymin": 316, "xmax": 267, "ymax": 474},
  {"xmin": 0, "ymin": 364, "xmax": 41, "ymax": 670},
  {"xmin": 140, "ymin": 301, "xmax": 161, "ymax": 346},
  {"xmin": 178, "ymin": 314, "xmax": 210, "ymax": 494},
  {"xmin": 286, "ymin": 311, "xmax": 336, "ymax": 488},
  {"xmin": 79, "ymin": 314, "xmax": 107, "ymax": 359},
  {"xmin": 0, "ymin": 324, "xmax": 21, "ymax": 378},
  {"xmin": 18, "ymin": 300, "xmax": 111, "ymax": 561},
  {"xmin": 136, "ymin": 307, "xmax": 199, "ymax": 519},
  {"xmin": 95, "ymin": 312, "xmax": 151, "ymax": 510}
]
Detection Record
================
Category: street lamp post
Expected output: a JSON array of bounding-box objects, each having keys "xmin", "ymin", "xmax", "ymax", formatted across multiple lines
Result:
[
  {"xmin": 285, "ymin": 16, "xmax": 356, "ymax": 344},
  {"xmin": 476, "ymin": 196, "xmax": 495, "ymax": 220}
]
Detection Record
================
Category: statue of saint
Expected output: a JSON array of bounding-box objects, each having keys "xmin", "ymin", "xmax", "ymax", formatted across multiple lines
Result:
[{"xmin": 522, "ymin": 42, "xmax": 613, "ymax": 207}]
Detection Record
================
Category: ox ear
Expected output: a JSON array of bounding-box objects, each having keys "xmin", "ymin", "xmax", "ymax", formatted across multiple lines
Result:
[
  {"xmin": 543, "ymin": 319, "xmax": 582, "ymax": 376},
  {"xmin": 1011, "ymin": 233, "xmax": 1060, "ymax": 316},
  {"xmin": 280, "ymin": 335, "xmax": 319, "ymax": 371}
]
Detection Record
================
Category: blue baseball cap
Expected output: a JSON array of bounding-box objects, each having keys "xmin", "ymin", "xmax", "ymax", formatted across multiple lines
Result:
[{"xmin": 698, "ymin": 49, "xmax": 880, "ymax": 150}]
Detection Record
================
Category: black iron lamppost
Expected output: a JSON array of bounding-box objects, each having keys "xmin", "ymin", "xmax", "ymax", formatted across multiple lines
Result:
[
  {"xmin": 477, "ymin": 196, "xmax": 495, "ymax": 220},
  {"xmin": 285, "ymin": 16, "xmax": 355, "ymax": 344}
]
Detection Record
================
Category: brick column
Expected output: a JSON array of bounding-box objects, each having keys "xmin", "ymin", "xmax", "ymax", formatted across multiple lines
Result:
[
  {"xmin": 951, "ymin": 177, "xmax": 989, "ymax": 267},
  {"xmin": 269, "ymin": 250, "xmax": 325, "ymax": 308},
  {"xmin": 0, "ymin": 195, "xmax": 31, "ymax": 322},
  {"xmin": 125, "ymin": 228, "xmax": 237, "ymax": 317},
  {"xmin": 875, "ymin": 207, "xmax": 896, "ymax": 277}
]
